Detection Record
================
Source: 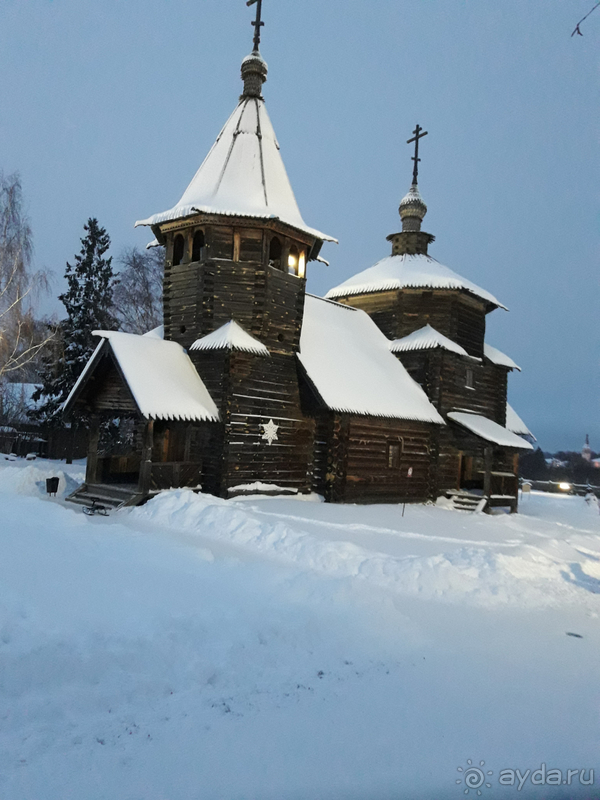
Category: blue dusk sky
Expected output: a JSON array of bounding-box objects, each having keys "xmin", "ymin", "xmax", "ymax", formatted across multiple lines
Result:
[{"xmin": 0, "ymin": 0, "xmax": 597, "ymax": 451}]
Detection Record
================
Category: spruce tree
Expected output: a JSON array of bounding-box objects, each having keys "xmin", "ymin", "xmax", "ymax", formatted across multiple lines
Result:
[{"xmin": 33, "ymin": 218, "xmax": 116, "ymax": 423}]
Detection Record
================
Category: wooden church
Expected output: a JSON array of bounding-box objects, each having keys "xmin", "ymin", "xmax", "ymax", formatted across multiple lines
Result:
[{"xmin": 64, "ymin": 6, "xmax": 533, "ymax": 512}]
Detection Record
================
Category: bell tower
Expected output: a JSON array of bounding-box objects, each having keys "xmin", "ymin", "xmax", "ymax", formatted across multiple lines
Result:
[
  {"xmin": 135, "ymin": 2, "xmax": 335, "ymax": 495},
  {"xmin": 136, "ymin": 3, "xmax": 333, "ymax": 357}
]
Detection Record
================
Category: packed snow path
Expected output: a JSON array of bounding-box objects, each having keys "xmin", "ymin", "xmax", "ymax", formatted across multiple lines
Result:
[{"xmin": 1, "ymin": 459, "xmax": 600, "ymax": 799}]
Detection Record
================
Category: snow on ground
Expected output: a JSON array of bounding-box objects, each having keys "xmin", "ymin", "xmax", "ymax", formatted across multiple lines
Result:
[{"xmin": 1, "ymin": 457, "xmax": 600, "ymax": 799}]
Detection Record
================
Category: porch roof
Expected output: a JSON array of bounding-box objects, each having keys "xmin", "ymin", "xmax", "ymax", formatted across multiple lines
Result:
[
  {"xmin": 448, "ymin": 412, "xmax": 533, "ymax": 450},
  {"xmin": 65, "ymin": 331, "xmax": 219, "ymax": 422}
]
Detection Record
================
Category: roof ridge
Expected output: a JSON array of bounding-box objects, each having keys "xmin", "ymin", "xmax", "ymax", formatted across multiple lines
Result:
[{"xmin": 306, "ymin": 293, "xmax": 357, "ymax": 311}]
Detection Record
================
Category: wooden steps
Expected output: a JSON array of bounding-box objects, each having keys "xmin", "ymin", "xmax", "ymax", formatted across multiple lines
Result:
[
  {"xmin": 66, "ymin": 483, "xmax": 144, "ymax": 511},
  {"xmin": 446, "ymin": 490, "xmax": 488, "ymax": 513}
]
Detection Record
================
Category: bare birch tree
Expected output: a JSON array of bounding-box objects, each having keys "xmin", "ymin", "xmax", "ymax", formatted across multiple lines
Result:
[
  {"xmin": 0, "ymin": 172, "xmax": 51, "ymax": 381},
  {"xmin": 112, "ymin": 245, "xmax": 164, "ymax": 334}
]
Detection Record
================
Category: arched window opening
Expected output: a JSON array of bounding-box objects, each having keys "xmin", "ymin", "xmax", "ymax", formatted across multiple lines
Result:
[
  {"xmin": 192, "ymin": 230, "xmax": 205, "ymax": 262},
  {"xmin": 172, "ymin": 234, "xmax": 185, "ymax": 267},
  {"xmin": 288, "ymin": 245, "xmax": 299, "ymax": 275},
  {"xmin": 298, "ymin": 250, "xmax": 306, "ymax": 279},
  {"xmin": 269, "ymin": 236, "xmax": 282, "ymax": 270},
  {"xmin": 465, "ymin": 367, "xmax": 474, "ymax": 389}
]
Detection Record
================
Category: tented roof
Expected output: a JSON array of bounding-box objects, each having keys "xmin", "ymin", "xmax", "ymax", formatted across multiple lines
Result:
[
  {"xmin": 298, "ymin": 295, "xmax": 444, "ymax": 423},
  {"xmin": 135, "ymin": 97, "xmax": 335, "ymax": 244},
  {"xmin": 389, "ymin": 324, "xmax": 469, "ymax": 357},
  {"xmin": 65, "ymin": 332, "xmax": 219, "ymax": 423},
  {"xmin": 190, "ymin": 320, "xmax": 269, "ymax": 356},
  {"xmin": 448, "ymin": 411, "xmax": 533, "ymax": 450},
  {"xmin": 484, "ymin": 343, "xmax": 521, "ymax": 371},
  {"xmin": 325, "ymin": 253, "xmax": 506, "ymax": 310},
  {"xmin": 506, "ymin": 403, "xmax": 535, "ymax": 440}
]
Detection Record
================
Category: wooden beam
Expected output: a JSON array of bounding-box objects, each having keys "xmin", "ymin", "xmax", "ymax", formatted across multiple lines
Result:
[
  {"xmin": 138, "ymin": 419, "xmax": 155, "ymax": 496},
  {"xmin": 86, "ymin": 416, "xmax": 100, "ymax": 484},
  {"xmin": 483, "ymin": 446, "xmax": 493, "ymax": 506}
]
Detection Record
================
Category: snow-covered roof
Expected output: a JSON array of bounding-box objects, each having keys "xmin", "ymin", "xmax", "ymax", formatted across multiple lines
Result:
[
  {"xmin": 143, "ymin": 325, "xmax": 164, "ymax": 339},
  {"xmin": 190, "ymin": 320, "xmax": 269, "ymax": 356},
  {"xmin": 135, "ymin": 97, "xmax": 336, "ymax": 245},
  {"xmin": 448, "ymin": 412, "xmax": 533, "ymax": 450},
  {"xmin": 325, "ymin": 253, "xmax": 506, "ymax": 310},
  {"xmin": 484, "ymin": 343, "xmax": 521, "ymax": 371},
  {"xmin": 506, "ymin": 403, "xmax": 535, "ymax": 440},
  {"xmin": 65, "ymin": 332, "xmax": 219, "ymax": 423},
  {"xmin": 298, "ymin": 295, "xmax": 444, "ymax": 423},
  {"xmin": 389, "ymin": 324, "xmax": 469, "ymax": 357}
]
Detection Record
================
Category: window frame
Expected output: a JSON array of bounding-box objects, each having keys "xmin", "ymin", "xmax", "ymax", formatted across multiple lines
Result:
[{"xmin": 386, "ymin": 439, "xmax": 403, "ymax": 469}]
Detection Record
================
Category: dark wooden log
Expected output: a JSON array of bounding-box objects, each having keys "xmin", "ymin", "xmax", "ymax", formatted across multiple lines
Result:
[
  {"xmin": 138, "ymin": 420, "xmax": 154, "ymax": 495},
  {"xmin": 86, "ymin": 416, "xmax": 100, "ymax": 484}
]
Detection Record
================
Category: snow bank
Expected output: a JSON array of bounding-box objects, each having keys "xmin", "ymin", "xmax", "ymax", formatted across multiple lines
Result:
[
  {"xmin": 132, "ymin": 489, "xmax": 594, "ymax": 608},
  {"xmin": 0, "ymin": 460, "xmax": 84, "ymax": 499}
]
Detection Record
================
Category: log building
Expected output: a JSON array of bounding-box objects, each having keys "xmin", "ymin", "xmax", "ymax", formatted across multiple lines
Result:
[{"xmin": 64, "ymin": 18, "xmax": 533, "ymax": 512}]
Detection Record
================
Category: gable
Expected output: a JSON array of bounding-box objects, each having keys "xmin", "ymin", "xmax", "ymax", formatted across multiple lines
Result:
[{"xmin": 64, "ymin": 332, "xmax": 220, "ymax": 423}]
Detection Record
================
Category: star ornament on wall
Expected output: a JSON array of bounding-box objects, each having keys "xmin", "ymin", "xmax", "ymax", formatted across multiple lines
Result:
[{"xmin": 261, "ymin": 419, "xmax": 279, "ymax": 445}]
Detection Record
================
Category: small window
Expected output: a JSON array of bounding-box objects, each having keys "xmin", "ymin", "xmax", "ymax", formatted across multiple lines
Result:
[
  {"xmin": 288, "ymin": 245, "xmax": 299, "ymax": 275},
  {"xmin": 192, "ymin": 229, "xmax": 205, "ymax": 261},
  {"xmin": 172, "ymin": 234, "xmax": 184, "ymax": 266},
  {"xmin": 269, "ymin": 236, "xmax": 282, "ymax": 269},
  {"xmin": 387, "ymin": 440, "xmax": 402, "ymax": 469},
  {"xmin": 465, "ymin": 367, "xmax": 474, "ymax": 389}
]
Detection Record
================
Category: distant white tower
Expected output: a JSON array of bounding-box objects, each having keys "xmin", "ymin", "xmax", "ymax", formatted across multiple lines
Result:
[{"xmin": 582, "ymin": 434, "xmax": 592, "ymax": 461}]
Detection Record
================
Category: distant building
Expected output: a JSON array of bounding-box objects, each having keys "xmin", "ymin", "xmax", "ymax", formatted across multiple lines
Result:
[{"xmin": 582, "ymin": 434, "xmax": 592, "ymax": 462}]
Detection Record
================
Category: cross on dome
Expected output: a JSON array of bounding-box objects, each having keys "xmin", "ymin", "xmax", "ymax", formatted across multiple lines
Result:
[
  {"xmin": 247, "ymin": 0, "xmax": 265, "ymax": 53},
  {"xmin": 407, "ymin": 124, "xmax": 428, "ymax": 186}
]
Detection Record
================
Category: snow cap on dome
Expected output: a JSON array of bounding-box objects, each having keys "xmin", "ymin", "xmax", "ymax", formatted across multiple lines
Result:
[
  {"xmin": 399, "ymin": 182, "xmax": 427, "ymax": 231},
  {"xmin": 240, "ymin": 50, "xmax": 268, "ymax": 98}
]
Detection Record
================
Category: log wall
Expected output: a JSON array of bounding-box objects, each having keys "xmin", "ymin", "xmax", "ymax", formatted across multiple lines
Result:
[
  {"xmin": 398, "ymin": 350, "xmax": 509, "ymax": 423},
  {"xmin": 318, "ymin": 415, "xmax": 436, "ymax": 503},
  {"xmin": 161, "ymin": 216, "xmax": 315, "ymax": 354},
  {"xmin": 191, "ymin": 349, "xmax": 315, "ymax": 496},
  {"xmin": 336, "ymin": 289, "xmax": 488, "ymax": 358}
]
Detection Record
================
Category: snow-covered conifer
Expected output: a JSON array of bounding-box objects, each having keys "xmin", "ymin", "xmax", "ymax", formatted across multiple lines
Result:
[{"xmin": 33, "ymin": 218, "xmax": 116, "ymax": 423}]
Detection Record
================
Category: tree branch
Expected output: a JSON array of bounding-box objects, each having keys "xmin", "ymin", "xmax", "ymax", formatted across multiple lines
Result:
[{"xmin": 572, "ymin": 1, "xmax": 600, "ymax": 36}]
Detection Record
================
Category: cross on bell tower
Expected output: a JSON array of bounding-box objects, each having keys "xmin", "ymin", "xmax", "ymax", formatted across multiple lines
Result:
[
  {"xmin": 241, "ymin": 0, "xmax": 268, "ymax": 98},
  {"xmin": 247, "ymin": 0, "xmax": 264, "ymax": 53},
  {"xmin": 407, "ymin": 124, "xmax": 428, "ymax": 186}
]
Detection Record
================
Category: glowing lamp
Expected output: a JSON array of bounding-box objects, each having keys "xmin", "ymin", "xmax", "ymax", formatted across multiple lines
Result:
[
  {"xmin": 558, "ymin": 482, "xmax": 571, "ymax": 492},
  {"xmin": 298, "ymin": 251, "xmax": 306, "ymax": 278}
]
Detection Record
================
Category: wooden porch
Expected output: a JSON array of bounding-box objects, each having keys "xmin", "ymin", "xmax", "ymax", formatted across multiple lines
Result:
[
  {"xmin": 450, "ymin": 447, "xmax": 520, "ymax": 513},
  {"xmin": 66, "ymin": 416, "xmax": 209, "ymax": 510}
]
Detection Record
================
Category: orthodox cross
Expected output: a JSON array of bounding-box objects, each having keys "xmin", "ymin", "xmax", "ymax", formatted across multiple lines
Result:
[
  {"xmin": 407, "ymin": 124, "xmax": 428, "ymax": 185},
  {"xmin": 247, "ymin": 0, "xmax": 264, "ymax": 52}
]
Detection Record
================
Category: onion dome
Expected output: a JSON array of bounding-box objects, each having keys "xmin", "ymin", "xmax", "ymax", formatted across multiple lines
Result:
[
  {"xmin": 399, "ymin": 182, "xmax": 428, "ymax": 231},
  {"xmin": 241, "ymin": 50, "xmax": 268, "ymax": 99}
]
